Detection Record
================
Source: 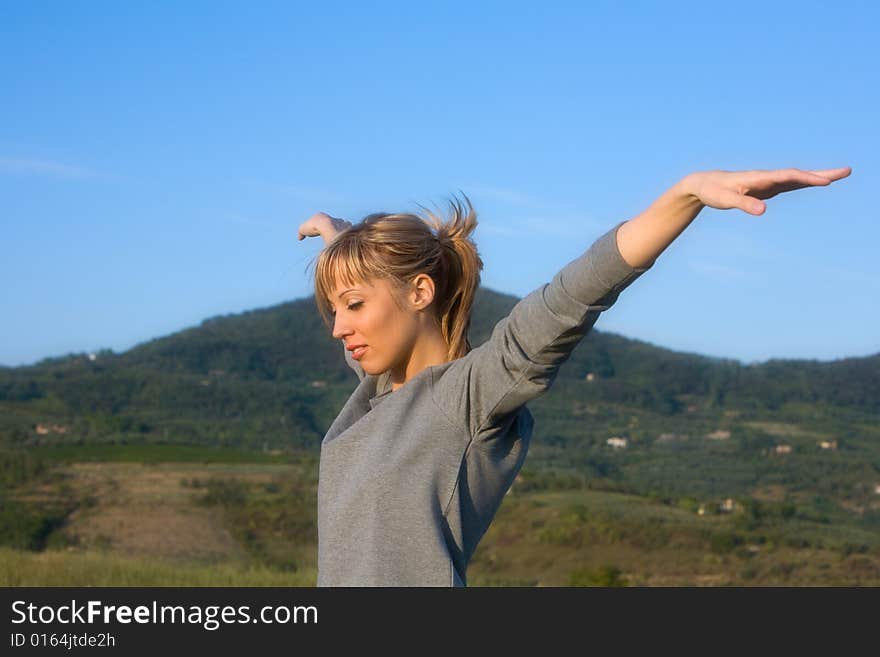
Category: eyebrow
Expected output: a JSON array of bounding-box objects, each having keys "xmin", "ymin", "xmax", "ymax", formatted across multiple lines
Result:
[{"xmin": 328, "ymin": 288, "xmax": 360, "ymax": 306}]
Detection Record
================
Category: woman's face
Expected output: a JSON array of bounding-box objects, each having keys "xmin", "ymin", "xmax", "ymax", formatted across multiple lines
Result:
[{"xmin": 329, "ymin": 277, "xmax": 421, "ymax": 376}]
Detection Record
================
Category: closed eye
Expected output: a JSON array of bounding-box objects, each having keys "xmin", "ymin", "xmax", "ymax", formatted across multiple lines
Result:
[{"xmin": 330, "ymin": 301, "xmax": 362, "ymax": 316}]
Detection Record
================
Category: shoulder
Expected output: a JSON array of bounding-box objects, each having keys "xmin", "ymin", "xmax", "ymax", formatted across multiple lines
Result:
[{"xmin": 428, "ymin": 356, "xmax": 472, "ymax": 435}]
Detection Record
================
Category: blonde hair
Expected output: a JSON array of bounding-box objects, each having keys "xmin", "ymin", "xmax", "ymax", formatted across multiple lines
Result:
[{"xmin": 311, "ymin": 193, "xmax": 484, "ymax": 362}]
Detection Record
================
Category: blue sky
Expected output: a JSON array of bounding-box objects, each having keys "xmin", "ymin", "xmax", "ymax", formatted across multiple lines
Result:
[{"xmin": 1, "ymin": 1, "xmax": 877, "ymax": 368}]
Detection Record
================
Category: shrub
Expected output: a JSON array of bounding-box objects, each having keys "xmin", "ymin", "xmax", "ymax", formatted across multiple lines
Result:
[
  {"xmin": 0, "ymin": 497, "xmax": 69, "ymax": 551},
  {"xmin": 568, "ymin": 564, "xmax": 628, "ymax": 587},
  {"xmin": 196, "ymin": 477, "xmax": 248, "ymax": 506},
  {"xmin": 709, "ymin": 532, "xmax": 744, "ymax": 554}
]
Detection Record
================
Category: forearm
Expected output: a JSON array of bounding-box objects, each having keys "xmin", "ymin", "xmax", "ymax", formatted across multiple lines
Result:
[
  {"xmin": 616, "ymin": 174, "xmax": 705, "ymax": 269},
  {"xmin": 321, "ymin": 222, "xmax": 351, "ymax": 247}
]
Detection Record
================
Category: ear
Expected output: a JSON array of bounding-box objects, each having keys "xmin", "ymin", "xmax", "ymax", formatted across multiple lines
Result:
[{"xmin": 409, "ymin": 274, "xmax": 436, "ymax": 310}]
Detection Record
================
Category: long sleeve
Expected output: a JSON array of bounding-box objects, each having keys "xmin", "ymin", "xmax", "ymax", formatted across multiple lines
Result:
[{"xmin": 431, "ymin": 220, "xmax": 653, "ymax": 441}]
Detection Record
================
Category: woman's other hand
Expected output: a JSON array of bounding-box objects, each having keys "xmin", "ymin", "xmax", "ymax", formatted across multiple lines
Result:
[
  {"xmin": 685, "ymin": 166, "xmax": 852, "ymax": 215},
  {"xmin": 297, "ymin": 212, "xmax": 353, "ymax": 245}
]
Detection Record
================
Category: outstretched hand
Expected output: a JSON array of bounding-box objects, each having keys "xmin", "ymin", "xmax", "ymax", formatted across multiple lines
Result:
[{"xmin": 687, "ymin": 167, "xmax": 852, "ymax": 215}]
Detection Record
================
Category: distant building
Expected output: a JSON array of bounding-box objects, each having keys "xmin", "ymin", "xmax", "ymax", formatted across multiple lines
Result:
[
  {"xmin": 774, "ymin": 444, "xmax": 792, "ymax": 455},
  {"xmin": 706, "ymin": 430, "xmax": 731, "ymax": 440},
  {"xmin": 606, "ymin": 437, "xmax": 628, "ymax": 449},
  {"xmin": 874, "ymin": 484, "xmax": 880, "ymax": 495},
  {"xmin": 34, "ymin": 423, "xmax": 68, "ymax": 435},
  {"xmin": 819, "ymin": 439, "xmax": 838, "ymax": 450},
  {"xmin": 310, "ymin": 380, "xmax": 327, "ymax": 388},
  {"xmin": 584, "ymin": 372, "xmax": 595, "ymax": 382},
  {"xmin": 719, "ymin": 498, "xmax": 735, "ymax": 513}
]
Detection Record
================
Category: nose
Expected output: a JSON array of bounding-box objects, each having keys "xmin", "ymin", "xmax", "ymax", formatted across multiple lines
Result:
[{"xmin": 331, "ymin": 315, "xmax": 351, "ymax": 341}]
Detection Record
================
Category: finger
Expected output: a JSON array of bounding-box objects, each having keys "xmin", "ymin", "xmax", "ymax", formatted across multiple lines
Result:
[
  {"xmin": 744, "ymin": 196, "xmax": 765, "ymax": 215},
  {"xmin": 806, "ymin": 166, "xmax": 852, "ymax": 181},
  {"xmin": 790, "ymin": 169, "xmax": 833, "ymax": 185},
  {"xmin": 769, "ymin": 168, "xmax": 830, "ymax": 183},
  {"xmin": 754, "ymin": 168, "xmax": 832, "ymax": 192}
]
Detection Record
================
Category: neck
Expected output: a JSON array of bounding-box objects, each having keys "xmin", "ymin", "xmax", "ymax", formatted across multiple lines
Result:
[{"xmin": 388, "ymin": 323, "xmax": 450, "ymax": 392}]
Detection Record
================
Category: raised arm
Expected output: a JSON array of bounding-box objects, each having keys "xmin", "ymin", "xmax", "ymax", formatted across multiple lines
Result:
[
  {"xmin": 431, "ymin": 218, "xmax": 651, "ymax": 440},
  {"xmin": 431, "ymin": 166, "xmax": 852, "ymax": 440}
]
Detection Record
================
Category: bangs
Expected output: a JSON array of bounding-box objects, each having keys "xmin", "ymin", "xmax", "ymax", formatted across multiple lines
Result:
[{"xmin": 314, "ymin": 238, "xmax": 375, "ymax": 328}]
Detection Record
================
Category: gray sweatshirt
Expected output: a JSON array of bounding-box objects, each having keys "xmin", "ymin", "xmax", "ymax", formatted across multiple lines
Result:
[{"xmin": 316, "ymin": 220, "xmax": 653, "ymax": 586}]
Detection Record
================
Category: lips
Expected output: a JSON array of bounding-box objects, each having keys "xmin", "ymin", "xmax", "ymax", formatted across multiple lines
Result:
[{"xmin": 347, "ymin": 344, "xmax": 367, "ymax": 360}]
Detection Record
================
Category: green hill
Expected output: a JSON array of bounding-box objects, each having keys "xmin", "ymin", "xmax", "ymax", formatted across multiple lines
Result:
[{"xmin": 1, "ymin": 286, "xmax": 879, "ymax": 582}]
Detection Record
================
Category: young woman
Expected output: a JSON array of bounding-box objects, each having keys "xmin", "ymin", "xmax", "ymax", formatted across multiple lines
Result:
[{"xmin": 297, "ymin": 166, "xmax": 852, "ymax": 587}]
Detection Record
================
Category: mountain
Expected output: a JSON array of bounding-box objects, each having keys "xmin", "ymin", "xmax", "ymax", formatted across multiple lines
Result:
[
  {"xmin": 0, "ymin": 285, "xmax": 877, "ymax": 455},
  {"xmin": 2, "ymin": 286, "xmax": 879, "ymax": 527}
]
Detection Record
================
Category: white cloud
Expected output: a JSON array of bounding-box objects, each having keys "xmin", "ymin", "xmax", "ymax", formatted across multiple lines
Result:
[
  {"xmin": 475, "ymin": 214, "xmax": 606, "ymax": 242},
  {"xmin": 816, "ymin": 264, "xmax": 880, "ymax": 289},
  {"xmin": 460, "ymin": 183, "xmax": 605, "ymax": 239},
  {"xmin": 464, "ymin": 184, "xmax": 538, "ymax": 207},
  {"xmin": 688, "ymin": 261, "xmax": 761, "ymax": 283},
  {"xmin": 0, "ymin": 157, "xmax": 98, "ymax": 179},
  {"xmin": 515, "ymin": 215, "xmax": 603, "ymax": 238},
  {"xmin": 242, "ymin": 180, "xmax": 345, "ymax": 205},
  {"xmin": 227, "ymin": 215, "xmax": 291, "ymax": 231},
  {"xmin": 708, "ymin": 228, "xmax": 791, "ymax": 262},
  {"xmin": 475, "ymin": 221, "xmax": 528, "ymax": 237}
]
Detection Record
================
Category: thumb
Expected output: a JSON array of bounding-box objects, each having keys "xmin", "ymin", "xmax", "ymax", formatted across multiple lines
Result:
[
  {"xmin": 719, "ymin": 187, "xmax": 765, "ymax": 215},
  {"xmin": 744, "ymin": 197, "xmax": 765, "ymax": 215}
]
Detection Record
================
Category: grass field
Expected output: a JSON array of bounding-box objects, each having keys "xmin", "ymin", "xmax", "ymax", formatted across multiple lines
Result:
[
  {"xmin": 2, "ymin": 457, "xmax": 879, "ymax": 586},
  {"xmin": 0, "ymin": 546, "xmax": 315, "ymax": 586},
  {"xmin": 27, "ymin": 444, "xmax": 295, "ymax": 464}
]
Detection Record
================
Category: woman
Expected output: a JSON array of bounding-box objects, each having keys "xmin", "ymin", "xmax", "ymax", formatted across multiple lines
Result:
[{"xmin": 297, "ymin": 167, "xmax": 852, "ymax": 587}]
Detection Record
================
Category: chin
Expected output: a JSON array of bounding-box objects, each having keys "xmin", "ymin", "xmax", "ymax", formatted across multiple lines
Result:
[
  {"xmin": 362, "ymin": 360, "xmax": 388, "ymax": 377},
  {"xmin": 359, "ymin": 360, "xmax": 378, "ymax": 375}
]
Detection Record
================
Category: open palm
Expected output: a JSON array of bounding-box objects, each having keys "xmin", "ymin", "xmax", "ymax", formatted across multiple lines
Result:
[{"xmin": 691, "ymin": 167, "xmax": 852, "ymax": 215}]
